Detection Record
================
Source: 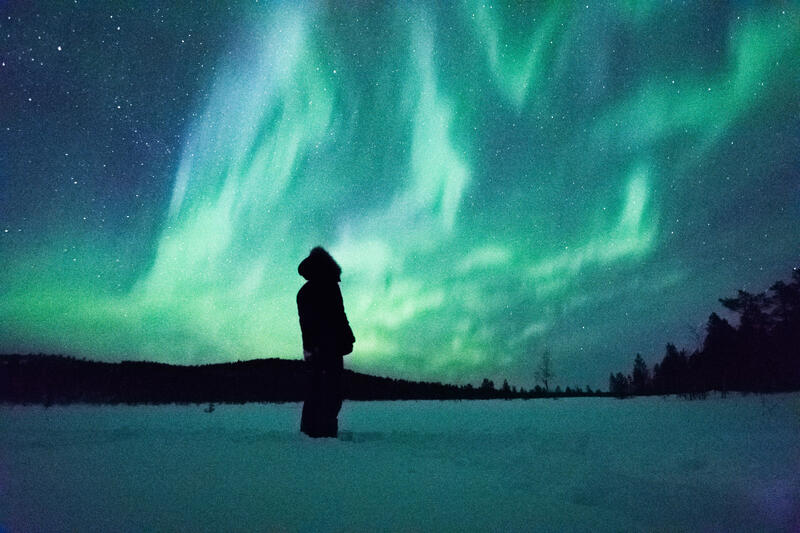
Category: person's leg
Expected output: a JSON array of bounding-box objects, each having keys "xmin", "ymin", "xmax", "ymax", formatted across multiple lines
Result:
[
  {"xmin": 331, "ymin": 367, "xmax": 343, "ymax": 420},
  {"xmin": 322, "ymin": 361, "xmax": 344, "ymax": 438},
  {"xmin": 301, "ymin": 365, "xmax": 323, "ymax": 437},
  {"xmin": 300, "ymin": 397, "xmax": 314, "ymax": 436},
  {"xmin": 313, "ymin": 369, "xmax": 332, "ymax": 437}
]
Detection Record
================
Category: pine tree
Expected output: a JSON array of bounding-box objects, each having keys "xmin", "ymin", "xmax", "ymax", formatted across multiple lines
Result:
[
  {"xmin": 632, "ymin": 354, "xmax": 650, "ymax": 394},
  {"xmin": 534, "ymin": 351, "xmax": 554, "ymax": 392}
]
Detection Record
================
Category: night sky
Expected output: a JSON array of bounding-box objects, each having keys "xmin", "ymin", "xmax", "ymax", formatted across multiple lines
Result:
[{"xmin": 1, "ymin": 2, "xmax": 798, "ymax": 389}]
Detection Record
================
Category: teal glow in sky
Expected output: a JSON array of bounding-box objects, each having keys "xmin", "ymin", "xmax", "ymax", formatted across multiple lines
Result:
[{"xmin": 1, "ymin": 2, "xmax": 798, "ymax": 388}]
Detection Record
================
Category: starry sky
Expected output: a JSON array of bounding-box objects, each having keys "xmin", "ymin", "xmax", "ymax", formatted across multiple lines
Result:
[{"xmin": 1, "ymin": 2, "xmax": 798, "ymax": 389}]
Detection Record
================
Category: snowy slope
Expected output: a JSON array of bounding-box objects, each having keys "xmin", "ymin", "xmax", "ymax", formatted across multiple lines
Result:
[{"xmin": 1, "ymin": 395, "xmax": 798, "ymax": 532}]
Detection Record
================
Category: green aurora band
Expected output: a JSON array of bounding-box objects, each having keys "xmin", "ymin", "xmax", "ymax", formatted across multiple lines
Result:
[{"xmin": 1, "ymin": 2, "xmax": 798, "ymax": 388}]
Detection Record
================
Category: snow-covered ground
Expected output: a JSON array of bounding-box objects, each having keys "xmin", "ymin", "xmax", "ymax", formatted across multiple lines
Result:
[{"xmin": 1, "ymin": 394, "xmax": 798, "ymax": 532}]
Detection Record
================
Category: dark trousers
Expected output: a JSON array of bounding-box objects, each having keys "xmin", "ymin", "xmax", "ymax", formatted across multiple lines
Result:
[{"xmin": 301, "ymin": 357, "xmax": 343, "ymax": 438}]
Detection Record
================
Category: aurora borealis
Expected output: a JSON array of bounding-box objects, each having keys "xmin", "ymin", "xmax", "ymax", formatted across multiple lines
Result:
[{"xmin": 1, "ymin": 2, "xmax": 798, "ymax": 388}]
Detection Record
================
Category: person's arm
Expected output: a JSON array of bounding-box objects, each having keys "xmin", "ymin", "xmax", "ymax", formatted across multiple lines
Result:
[
  {"xmin": 297, "ymin": 287, "xmax": 319, "ymax": 359},
  {"xmin": 335, "ymin": 285, "xmax": 355, "ymax": 350}
]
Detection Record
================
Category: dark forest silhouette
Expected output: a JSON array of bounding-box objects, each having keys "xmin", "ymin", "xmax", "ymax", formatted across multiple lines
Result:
[
  {"xmin": 610, "ymin": 269, "xmax": 800, "ymax": 397},
  {"xmin": 0, "ymin": 355, "xmax": 599, "ymax": 405}
]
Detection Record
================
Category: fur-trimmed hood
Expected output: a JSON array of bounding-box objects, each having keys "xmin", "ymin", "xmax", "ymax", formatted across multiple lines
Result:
[{"xmin": 298, "ymin": 246, "xmax": 342, "ymax": 282}]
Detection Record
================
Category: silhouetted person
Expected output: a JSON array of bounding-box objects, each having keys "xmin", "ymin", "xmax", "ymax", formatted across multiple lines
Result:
[{"xmin": 297, "ymin": 247, "xmax": 355, "ymax": 438}]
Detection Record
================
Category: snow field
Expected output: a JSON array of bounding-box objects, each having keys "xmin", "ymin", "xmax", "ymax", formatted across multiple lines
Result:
[{"xmin": 1, "ymin": 394, "xmax": 798, "ymax": 532}]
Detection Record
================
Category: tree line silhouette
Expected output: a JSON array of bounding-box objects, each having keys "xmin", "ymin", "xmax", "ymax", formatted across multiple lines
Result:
[
  {"xmin": 0, "ymin": 354, "xmax": 600, "ymax": 405},
  {"xmin": 610, "ymin": 269, "xmax": 800, "ymax": 397}
]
